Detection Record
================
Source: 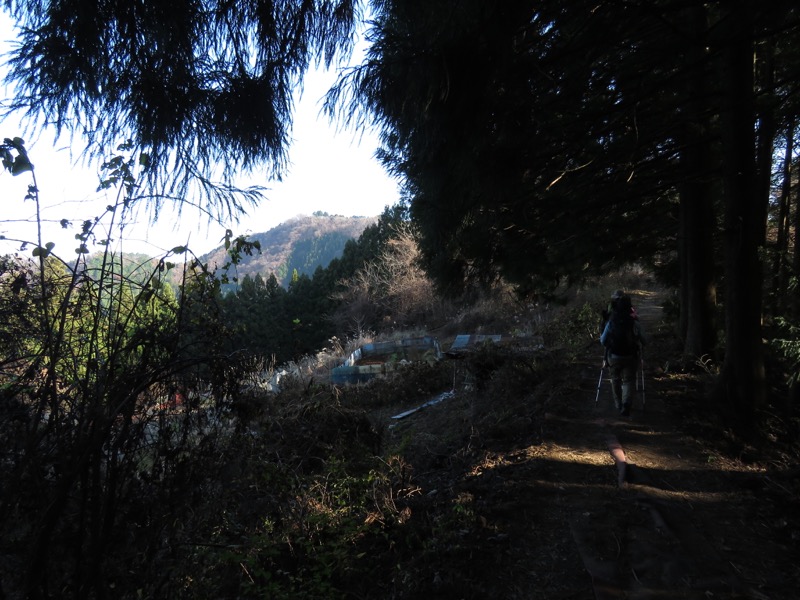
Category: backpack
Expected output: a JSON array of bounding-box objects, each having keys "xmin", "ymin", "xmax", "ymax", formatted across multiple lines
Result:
[{"xmin": 605, "ymin": 296, "xmax": 638, "ymax": 356}]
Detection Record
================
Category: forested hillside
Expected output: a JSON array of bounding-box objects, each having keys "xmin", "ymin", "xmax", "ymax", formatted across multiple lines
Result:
[{"xmin": 202, "ymin": 213, "xmax": 377, "ymax": 288}]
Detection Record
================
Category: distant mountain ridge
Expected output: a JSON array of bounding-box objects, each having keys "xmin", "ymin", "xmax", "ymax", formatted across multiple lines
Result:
[{"xmin": 202, "ymin": 213, "xmax": 377, "ymax": 287}]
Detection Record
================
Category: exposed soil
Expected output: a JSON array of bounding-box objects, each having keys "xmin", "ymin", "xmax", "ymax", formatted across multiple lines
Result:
[{"xmin": 373, "ymin": 289, "xmax": 800, "ymax": 599}]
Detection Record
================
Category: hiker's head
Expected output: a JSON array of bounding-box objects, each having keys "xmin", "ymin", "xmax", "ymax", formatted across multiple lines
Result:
[
  {"xmin": 611, "ymin": 289, "xmax": 625, "ymax": 300},
  {"xmin": 615, "ymin": 294, "xmax": 632, "ymax": 313}
]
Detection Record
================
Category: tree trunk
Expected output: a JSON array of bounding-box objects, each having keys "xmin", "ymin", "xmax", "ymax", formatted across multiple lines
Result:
[
  {"xmin": 717, "ymin": 1, "xmax": 766, "ymax": 438},
  {"xmin": 679, "ymin": 4, "xmax": 718, "ymax": 360},
  {"xmin": 754, "ymin": 34, "xmax": 776, "ymax": 246},
  {"xmin": 793, "ymin": 147, "xmax": 800, "ymax": 319},
  {"xmin": 772, "ymin": 121, "xmax": 794, "ymax": 305},
  {"xmin": 681, "ymin": 181, "xmax": 718, "ymax": 359}
]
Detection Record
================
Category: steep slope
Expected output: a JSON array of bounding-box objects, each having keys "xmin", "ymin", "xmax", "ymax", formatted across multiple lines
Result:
[{"xmin": 202, "ymin": 213, "xmax": 377, "ymax": 286}]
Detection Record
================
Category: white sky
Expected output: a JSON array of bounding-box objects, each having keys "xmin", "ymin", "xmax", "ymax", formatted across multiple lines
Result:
[{"xmin": 0, "ymin": 12, "xmax": 399, "ymax": 258}]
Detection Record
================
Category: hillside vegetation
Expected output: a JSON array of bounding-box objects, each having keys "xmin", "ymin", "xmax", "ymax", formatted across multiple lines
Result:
[
  {"xmin": 202, "ymin": 213, "xmax": 377, "ymax": 288},
  {"xmin": 4, "ymin": 265, "xmax": 797, "ymax": 599}
]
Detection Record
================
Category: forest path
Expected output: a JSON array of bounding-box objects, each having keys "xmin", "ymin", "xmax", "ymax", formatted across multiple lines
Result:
[
  {"xmin": 561, "ymin": 290, "xmax": 746, "ymax": 599},
  {"xmin": 380, "ymin": 287, "xmax": 797, "ymax": 599}
]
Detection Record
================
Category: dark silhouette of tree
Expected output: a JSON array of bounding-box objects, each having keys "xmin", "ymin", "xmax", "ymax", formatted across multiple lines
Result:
[
  {"xmin": 3, "ymin": 0, "xmax": 363, "ymax": 218},
  {"xmin": 330, "ymin": 0, "xmax": 800, "ymax": 435},
  {"xmin": 716, "ymin": 1, "xmax": 766, "ymax": 436},
  {"xmin": 675, "ymin": 4, "xmax": 719, "ymax": 360},
  {"xmin": 329, "ymin": 1, "xmax": 680, "ymax": 296}
]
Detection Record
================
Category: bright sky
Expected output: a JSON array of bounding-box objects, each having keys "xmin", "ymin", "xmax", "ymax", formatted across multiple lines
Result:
[{"xmin": 0, "ymin": 12, "xmax": 399, "ymax": 258}]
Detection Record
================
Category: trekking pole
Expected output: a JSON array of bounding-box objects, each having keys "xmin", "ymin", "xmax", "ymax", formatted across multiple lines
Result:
[{"xmin": 595, "ymin": 363, "xmax": 605, "ymax": 406}]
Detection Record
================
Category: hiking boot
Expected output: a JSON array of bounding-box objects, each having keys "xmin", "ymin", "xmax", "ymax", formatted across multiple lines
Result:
[{"xmin": 620, "ymin": 404, "xmax": 631, "ymax": 417}]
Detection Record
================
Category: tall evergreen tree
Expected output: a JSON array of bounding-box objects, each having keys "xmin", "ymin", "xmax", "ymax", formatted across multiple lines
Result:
[
  {"xmin": 331, "ymin": 0, "xmax": 680, "ymax": 295},
  {"xmin": 716, "ymin": 1, "xmax": 766, "ymax": 435},
  {"xmin": 676, "ymin": 4, "xmax": 719, "ymax": 359},
  {"xmin": 334, "ymin": 0, "xmax": 800, "ymax": 433}
]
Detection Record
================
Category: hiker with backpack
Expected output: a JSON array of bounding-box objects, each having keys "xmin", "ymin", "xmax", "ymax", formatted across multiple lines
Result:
[{"xmin": 600, "ymin": 291, "xmax": 645, "ymax": 416}]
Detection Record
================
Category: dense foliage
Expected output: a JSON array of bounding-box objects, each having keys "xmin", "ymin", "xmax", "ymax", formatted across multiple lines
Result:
[
  {"xmin": 0, "ymin": 141, "xmax": 446, "ymax": 598},
  {"xmin": 328, "ymin": 1, "xmax": 800, "ymax": 433},
  {"xmin": 216, "ymin": 204, "xmax": 431, "ymax": 364},
  {"xmin": 3, "ymin": 0, "xmax": 363, "ymax": 220}
]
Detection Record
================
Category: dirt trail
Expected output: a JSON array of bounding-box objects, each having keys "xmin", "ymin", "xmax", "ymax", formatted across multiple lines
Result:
[
  {"xmin": 385, "ymin": 288, "xmax": 797, "ymax": 599},
  {"xmin": 561, "ymin": 292, "xmax": 741, "ymax": 598},
  {"xmin": 521, "ymin": 289, "xmax": 791, "ymax": 599}
]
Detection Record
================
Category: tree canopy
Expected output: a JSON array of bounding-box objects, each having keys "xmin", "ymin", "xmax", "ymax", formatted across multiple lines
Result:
[
  {"xmin": 326, "ymin": 0, "xmax": 800, "ymax": 433},
  {"xmin": 331, "ymin": 1, "xmax": 692, "ymax": 292},
  {"xmin": 329, "ymin": 1, "xmax": 797, "ymax": 294},
  {"xmin": 2, "ymin": 0, "xmax": 364, "ymax": 218}
]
